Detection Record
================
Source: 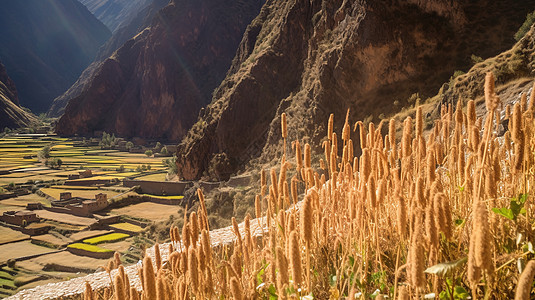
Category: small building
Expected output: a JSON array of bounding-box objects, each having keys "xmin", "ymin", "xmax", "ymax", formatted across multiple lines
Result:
[
  {"xmin": 67, "ymin": 170, "xmax": 94, "ymax": 180},
  {"xmin": 60, "ymin": 192, "xmax": 72, "ymax": 200},
  {"xmin": 26, "ymin": 203, "xmax": 43, "ymax": 210},
  {"xmin": 50, "ymin": 193, "xmax": 109, "ymax": 217},
  {"xmin": 22, "ymin": 223, "xmax": 51, "ymax": 236},
  {"xmin": 80, "ymin": 170, "xmax": 93, "ymax": 178},
  {"xmin": 1, "ymin": 210, "xmax": 39, "ymax": 226}
]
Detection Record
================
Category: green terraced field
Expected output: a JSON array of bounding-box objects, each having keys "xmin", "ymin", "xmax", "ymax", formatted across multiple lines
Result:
[
  {"xmin": 109, "ymin": 223, "xmax": 143, "ymax": 233},
  {"xmin": 67, "ymin": 243, "xmax": 113, "ymax": 253},
  {"xmin": 82, "ymin": 233, "xmax": 129, "ymax": 245}
]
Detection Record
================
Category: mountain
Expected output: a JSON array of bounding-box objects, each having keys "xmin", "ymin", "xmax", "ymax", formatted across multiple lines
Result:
[
  {"xmin": 0, "ymin": 62, "xmax": 37, "ymax": 129},
  {"xmin": 55, "ymin": 0, "xmax": 264, "ymax": 140},
  {"xmin": 48, "ymin": 0, "xmax": 169, "ymax": 117},
  {"xmin": 0, "ymin": 0, "xmax": 111, "ymax": 114},
  {"xmin": 175, "ymin": 0, "xmax": 535, "ymax": 180},
  {"xmin": 78, "ymin": 0, "xmax": 153, "ymax": 33}
]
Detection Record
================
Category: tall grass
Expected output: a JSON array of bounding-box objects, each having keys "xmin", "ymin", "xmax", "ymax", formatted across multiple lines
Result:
[{"xmin": 86, "ymin": 73, "xmax": 535, "ymax": 299}]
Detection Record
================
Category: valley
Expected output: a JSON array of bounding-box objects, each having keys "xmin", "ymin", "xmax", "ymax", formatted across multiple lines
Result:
[{"xmin": 2, "ymin": 0, "xmax": 535, "ymax": 298}]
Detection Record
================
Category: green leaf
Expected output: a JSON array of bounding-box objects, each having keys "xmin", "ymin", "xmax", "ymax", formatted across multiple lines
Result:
[
  {"xmin": 268, "ymin": 284, "xmax": 277, "ymax": 299},
  {"xmin": 349, "ymin": 255, "xmax": 355, "ymax": 267},
  {"xmin": 492, "ymin": 207, "xmax": 514, "ymax": 220},
  {"xmin": 510, "ymin": 200, "xmax": 523, "ymax": 218},
  {"xmin": 519, "ymin": 193, "xmax": 528, "ymax": 205},
  {"xmin": 453, "ymin": 286, "xmax": 469, "ymax": 299},
  {"xmin": 425, "ymin": 257, "xmax": 467, "ymax": 277},
  {"xmin": 256, "ymin": 264, "xmax": 266, "ymax": 285}
]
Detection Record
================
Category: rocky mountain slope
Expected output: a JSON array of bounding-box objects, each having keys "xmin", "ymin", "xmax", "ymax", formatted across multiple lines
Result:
[
  {"xmin": 48, "ymin": 0, "xmax": 169, "ymax": 117},
  {"xmin": 56, "ymin": 0, "xmax": 264, "ymax": 140},
  {"xmin": 0, "ymin": 0, "xmax": 111, "ymax": 114},
  {"xmin": 175, "ymin": 0, "xmax": 535, "ymax": 180},
  {"xmin": 78, "ymin": 0, "xmax": 152, "ymax": 33},
  {"xmin": 0, "ymin": 62, "xmax": 37, "ymax": 129}
]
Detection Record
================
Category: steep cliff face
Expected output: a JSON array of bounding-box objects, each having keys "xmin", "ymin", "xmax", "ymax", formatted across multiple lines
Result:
[
  {"xmin": 0, "ymin": 0, "xmax": 111, "ymax": 113},
  {"xmin": 48, "ymin": 0, "xmax": 169, "ymax": 117},
  {"xmin": 78, "ymin": 0, "xmax": 152, "ymax": 33},
  {"xmin": 56, "ymin": 0, "xmax": 264, "ymax": 139},
  {"xmin": 0, "ymin": 62, "xmax": 37, "ymax": 129},
  {"xmin": 176, "ymin": 0, "xmax": 535, "ymax": 180}
]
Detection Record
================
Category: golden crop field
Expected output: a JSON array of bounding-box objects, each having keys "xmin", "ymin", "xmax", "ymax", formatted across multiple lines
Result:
[{"xmin": 91, "ymin": 74, "xmax": 535, "ymax": 300}]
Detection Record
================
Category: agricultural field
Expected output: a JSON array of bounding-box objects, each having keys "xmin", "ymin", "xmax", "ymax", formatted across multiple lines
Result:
[
  {"xmin": 0, "ymin": 134, "xmax": 186, "ymax": 297},
  {"xmin": 110, "ymin": 202, "xmax": 182, "ymax": 222},
  {"xmin": 108, "ymin": 222, "xmax": 143, "ymax": 233},
  {"xmin": 67, "ymin": 243, "xmax": 113, "ymax": 253},
  {"xmin": 0, "ymin": 241, "xmax": 55, "ymax": 264},
  {"xmin": 83, "ymin": 233, "xmax": 129, "ymax": 245},
  {"xmin": 33, "ymin": 210, "xmax": 96, "ymax": 226},
  {"xmin": 0, "ymin": 226, "xmax": 28, "ymax": 244},
  {"xmin": 39, "ymin": 187, "xmax": 120, "ymax": 201}
]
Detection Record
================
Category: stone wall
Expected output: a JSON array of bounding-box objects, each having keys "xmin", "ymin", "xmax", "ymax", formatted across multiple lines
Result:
[{"xmin": 123, "ymin": 180, "xmax": 192, "ymax": 195}]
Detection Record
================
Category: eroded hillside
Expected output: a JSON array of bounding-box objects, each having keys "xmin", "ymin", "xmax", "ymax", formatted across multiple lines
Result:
[{"xmin": 175, "ymin": 0, "xmax": 535, "ymax": 180}]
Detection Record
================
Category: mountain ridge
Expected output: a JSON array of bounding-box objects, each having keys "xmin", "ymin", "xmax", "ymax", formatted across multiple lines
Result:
[
  {"xmin": 0, "ymin": 0, "xmax": 111, "ymax": 113},
  {"xmin": 55, "ymin": 0, "xmax": 264, "ymax": 140},
  {"xmin": 0, "ymin": 62, "xmax": 37, "ymax": 129}
]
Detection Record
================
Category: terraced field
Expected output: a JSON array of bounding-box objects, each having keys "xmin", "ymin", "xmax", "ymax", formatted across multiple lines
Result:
[{"xmin": 0, "ymin": 134, "xmax": 183, "ymax": 298}]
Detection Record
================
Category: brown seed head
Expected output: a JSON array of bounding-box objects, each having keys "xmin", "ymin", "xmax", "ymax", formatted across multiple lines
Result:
[
  {"xmin": 416, "ymin": 106, "xmax": 423, "ymax": 137},
  {"xmin": 289, "ymin": 230, "xmax": 303, "ymax": 286},
  {"xmin": 301, "ymin": 194, "xmax": 313, "ymax": 245},
  {"xmin": 328, "ymin": 114, "xmax": 334, "ymax": 141},
  {"xmin": 304, "ymin": 143, "xmax": 311, "ymax": 168},
  {"xmin": 142, "ymin": 255, "xmax": 156, "ymax": 299},
  {"xmin": 276, "ymin": 246, "xmax": 289, "ymax": 289},
  {"xmin": 188, "ymin": 246, "xmax": 199, "ymax": 291},
  {"xmin": 515, "ymin": 260, "xmax": 535, "ymax": 300},
  {"xmin": 281, "ymin": 112, "xmax": 287, "ymax": 139},
  {"xmin": 230, "ymin": 277, "xmax": 244, "ymax": 300},
  {"xmin": 484, "ymin": 72, "xmax": 497, "ymax": 111}
]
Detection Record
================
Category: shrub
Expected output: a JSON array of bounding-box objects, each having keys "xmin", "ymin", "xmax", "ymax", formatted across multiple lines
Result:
[
  {"xmin": 145, "ymin": 150, "xmax": 153, "ymax": 157},
  {"xmin": 515, "ymin": 10, "xmax": 535, "ymax": 41}
]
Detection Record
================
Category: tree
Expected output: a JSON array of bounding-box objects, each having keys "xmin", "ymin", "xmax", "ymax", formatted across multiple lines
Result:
[
  {"xmin": 56, "ymin": 158, "xmax": 63, "ymax": 168},
  {"xmin": 163, "ymin": 155, "xmax": 178, "ymax": 175},
  {"xmin": 37, "ymin": 145, "xmax": 51, "ymax": 161},
  {"xmin": 160, "ymin": 146, "xmax": 168, "ymax": 156},
  {"xmin": 145, "ymin": 150, "xmax": 153, "ymax": 157}
]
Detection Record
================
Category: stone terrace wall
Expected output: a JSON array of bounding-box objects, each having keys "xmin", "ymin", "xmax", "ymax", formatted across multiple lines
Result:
[{"xmin": 123, "ymin": 180, "xmax": 192, "ymax": 195}]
